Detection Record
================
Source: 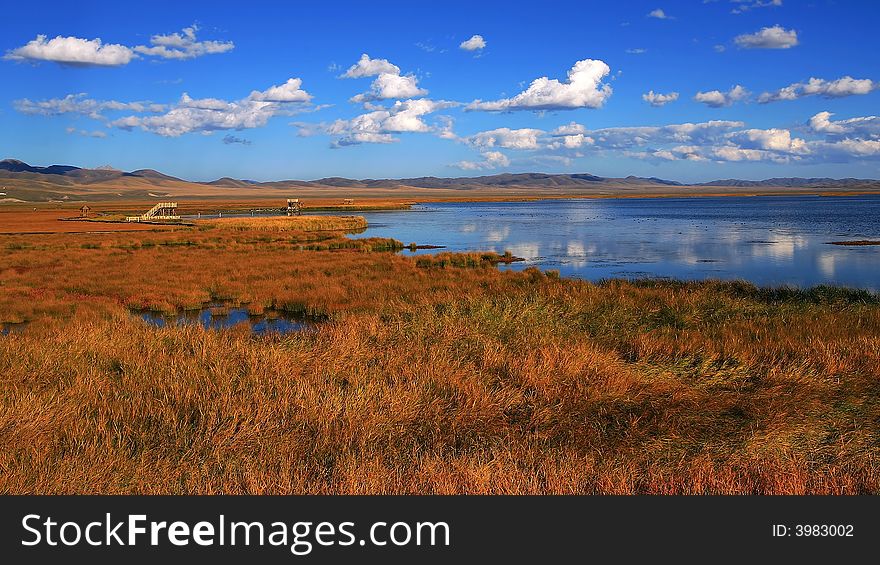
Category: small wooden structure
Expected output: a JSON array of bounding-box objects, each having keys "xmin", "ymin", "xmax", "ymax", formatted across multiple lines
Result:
[
  {"xmin": 286, "ymin": 198, "xmax": 301, "ymax": 216},
  {"xmin": 126, "ymin": 202, "xmax": 180, "ymax": 222},
  {"xmin": 342, "ymin": 198, "xmax": 354, "ymax": 205},
  {"xmin": 80, "ymin": 204, "xmax": 91, "ymax": 217}
]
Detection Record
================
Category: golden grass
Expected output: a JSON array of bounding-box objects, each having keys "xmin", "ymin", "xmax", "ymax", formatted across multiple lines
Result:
[
  {"xmin": 202, "ymin": 215, "xmax": 368, "ymax": 232},
  {"xmin": 1, "ymin": 225, "xmax": 879, "ymax": 494}
]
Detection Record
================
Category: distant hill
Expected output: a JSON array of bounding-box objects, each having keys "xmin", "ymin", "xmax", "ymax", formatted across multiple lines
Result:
[
  {"xmin": 696, "ymin": 177, "xmax": 880, "ymax": 189},
  {"xmin": 207, "ymin": 177, "xmax": 262, "ymax": 188},
  {"xmin": 0, "ymin": 159, "xmax": 185, "ymax": 185},
  {"xmin": 2, "ymin": 158, "xmax": 879, "ymax": 201}
]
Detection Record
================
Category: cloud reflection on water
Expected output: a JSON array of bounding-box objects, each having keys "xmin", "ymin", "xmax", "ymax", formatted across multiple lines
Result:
[{"xmin": 354, "ymin": 196, "xmax": 880, "ymax": 289}]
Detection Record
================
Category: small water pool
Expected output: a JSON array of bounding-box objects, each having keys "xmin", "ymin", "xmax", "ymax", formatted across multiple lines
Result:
[{"xmin": 137, "ymin": 305, "xmax": 313, "ymax": 334}]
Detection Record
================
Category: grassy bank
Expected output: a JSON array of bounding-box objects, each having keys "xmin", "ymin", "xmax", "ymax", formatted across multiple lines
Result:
[
  {"xmin": 201, "ymin": 215, "xmax": 369, "ymax": 232},
  {"xmin": 1, "ymin": 225, "xmax": 879, "ymax": 494}
]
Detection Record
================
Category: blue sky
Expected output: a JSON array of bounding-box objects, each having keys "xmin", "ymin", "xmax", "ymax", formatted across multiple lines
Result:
[{"xmin": 2, "ymin": 0, "xmax": 879, "ymax": 182}]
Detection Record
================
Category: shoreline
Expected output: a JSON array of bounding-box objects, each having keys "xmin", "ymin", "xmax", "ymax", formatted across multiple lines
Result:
[{"xmin": 2, "ymin": 186, "xmax": 879, "ymax": 219}]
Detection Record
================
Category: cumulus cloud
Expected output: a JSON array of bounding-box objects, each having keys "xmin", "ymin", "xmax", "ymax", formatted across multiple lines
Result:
[
  {"xmin": 5, "ymin": 25, "xmax": 233, "ymax": 66},
  {"xmin": 814, "ymin": 138, "xmax": 880, "ymax": 159},
  {"xmin": 466, "ymin": 58, "xmax": 612, "ymax": 111},
  {"xmin": 694, "ymin": 85, "xmax": 749, "ymax": 107},
  {"xmin": 455, "ymin": 151, "xmax": 509, "ymax": 170},
  {"xmin": 109, "ymin": 78, "xmax": 314, "ymax": 137},
  {"xmin": 14, "ymin": 93, "xmax": 165, "ymax": 119},
  {"xmin": 551, "ymin": 122, "xmax": 587, "ymax": 136},
  {"xmin": 758, "ymin": 76, "xmax": 877, "ymax": 103},
  {"xmin": 341, "ymin": 54, "xmax": 427, "ymax": 103},
  {"xmin": 646, "ymin": 145, "xmax": 707, "ymax": 162},
  {"xmin": 642, "ymin": 90, "xmax": 679, "ymax": 107},
  {"xmin": 459, "ymin": 35, "xmax": 486, "ymax": 51},
  {"xmin": 465, "ymin": 127, "xmax": 544, "ymax": 150},
  {"xmin": 726, "ymin": 128, "xmax": 809, "ymax": 154},
  {"xmin": 351, "ymin": 73, "xmax": 427, "ymax": 103},
  {"xmin": 647, "ymin": 8, "xmax": 672, "ymax": 19},
  {"xmin": 249, "ymin": 78, "xmax": 312, "ymax": 102},
  {"xmin": 611, "ymin": 116, "xmax": 880, "ymax": 164},
  {"xmin": 4, "ymin": 35, "xmax": 134, "ymax": 66},
  {"xmin": 321, "ymin": 99, "xmax": 456, "ymax": 147},
  {"xmin": 734, "ymin": 25, "xmax": 798, "ymax": 49},
  {"xmin": 808, "ymin": 111, "xmax": 880, "ymax": 138},
  {"xmin": 587, "ymin": 120, "xmax": 746, "ymax": 149},
  {"xmin": 435, "ymin": 116, "xmax": 457, "ymax": 140},
  {"xmin": 341, "ymin": 54, "xmax": 400, "ymax": 78},
  {"xmin": 133, "ymin": 24, "xmax": 234, "ymax": 60},
  {"xmin": 617, "ymin": 124, "xmax": 807, "ymax": 164},
  {"xmin": 454, "ymin": 113, "xmax": 880, "ymax": 168}
]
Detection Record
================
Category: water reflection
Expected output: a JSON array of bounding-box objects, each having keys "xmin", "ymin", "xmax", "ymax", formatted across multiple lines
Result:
[
  {"xmin": 138, "ymin": 305, "xmax": 312, "ymax": 334},
  {"xmin": 1, "ymin": 322, "xmax": 29, "ymax": 336},
  {"xmin": 351, "ymin": 195, "xmax": 880, "ymax": 290}
]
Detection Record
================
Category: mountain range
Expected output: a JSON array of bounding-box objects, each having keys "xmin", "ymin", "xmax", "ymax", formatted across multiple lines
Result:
[{"xmin": 2, "ymin": 158, "xmax": 879, "ymax": 202}]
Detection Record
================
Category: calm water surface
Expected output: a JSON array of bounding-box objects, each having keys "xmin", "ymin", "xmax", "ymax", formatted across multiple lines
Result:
[
  {"xmin": 139, "ymin": 306, "xmax": 310, "ymax": 334},
  {"xmin": 353, "ymin": 195, "xmax": 880, "ymax": 289}
]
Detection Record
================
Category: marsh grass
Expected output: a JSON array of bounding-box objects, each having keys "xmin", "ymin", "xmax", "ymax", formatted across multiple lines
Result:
[
  {"xmin": 203, "ymin": 215, "xmax": 368, "ymax": 232},
  {"xmin": 1, "ymin": 225, "xmax": 879, "ymax": 494}
]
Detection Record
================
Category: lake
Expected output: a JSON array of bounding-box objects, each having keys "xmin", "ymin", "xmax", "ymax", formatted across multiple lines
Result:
[{"xmin": 352, "ymin": 195, "xmax": 880, "ymax": 290}]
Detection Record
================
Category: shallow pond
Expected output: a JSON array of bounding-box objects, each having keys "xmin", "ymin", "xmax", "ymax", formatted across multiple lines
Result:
[
  {"xmin": 1, "ymin": 322, "xmax": 29, "ymax": 336},
  {"xmin": 138, "ymin": 306, "xmax": 311, "ymax": 334}
]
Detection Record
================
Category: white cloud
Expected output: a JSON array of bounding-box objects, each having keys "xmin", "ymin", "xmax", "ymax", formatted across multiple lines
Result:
[
  {"xmin": 758, "ymin": 76, "xmax": 877, "ymax": 103},
  {"xmin": 710, "ymin": 146, "xmax": 783, "ymax": 162},
  {"xmin": 694, "ymin": 85, "xmax": 749, "ymax": 107},
  {"xmin": 465, "ymin": 127, "xmax": 544, "ymax": 150},
  {"xmin": 321, "ymin": 99, "xmax": 456, "ymax": 146},
  {"xmin": 587, "ymin": 120, "xmax": 746, "ymax": 149},
  {"xmin": 551, "ymin": 122, "xmax": 587, "ymax": 136},
  {"xmin": 455, "ymin": 151, "xmax": 509, "ymax": 170},
  {"xmin": 816, "ymin": 139, "xmax": 880, "ymax": 158},
  {"xmin": 341, "ymin": 54, "xmax": 400, "ymax": 78},
  {"xmin": 133, "ymin": 24, "xmax": 233, "ymax": 60},
  {"xmin": 436, "ymin": 116, "xmax": 457, "ymax": 139},
  {"xmin": 646, "ymin": 145, "xmax": 707, "ymax": 161},
  {"xmin": 734, "ymin": 25, "xmax": 798, "ymax": 49},
  {"xmin": 625, "ymin": 48, "xmax": 647, "ymax": 54},
  {"xmin": 525, "ymin": 112, "xmax": 880, "ymax": 165},
  {"xmin": 808, "ymin": 111, "xmax": 880, "ymax": 138},
  {"xmin": 351, "ymin": 73, "xmax": 427, "ymax": 103},
  {"xmin": 14, "ymin": 93, "xmax": 165, "ymax": 119},
  {"xmin": 459, "ymin": 35, "xmax": 486, "ymax": 51},
  {"xmin": 4, "ymin": 35, "xmax": 134, "ymax": 66},
  {"xmin": 647, "ymin": 8, "xmax": 673, "ymax": 19},
  {"xmin": 110, "ymin": 79, "xmax": 313, "ymax": 137},
  {"xmin": 342, "ymin": 53, "xmax": 427, "ymax": 103},
  {"xmin": 730, "ymin": 0, "xmax": 782, "ymax": 14},
  {"xmin": 65, "ymin": 127, "xmax": 107, "ymax": 138},
  {"xmin": 5, "ymin": 26, "xmax": 233, "ymax": 66},
  {"xmin": 466, "ymin": 58, "xmax": 612, "ymax": 111},
  {"xmin": 642, "ymin": 90, "xmax": 679, "ymax": 107},
  {"xmin": 548, "ymin": 133, "xmax": 595, "ymax": 149},
  {"xmin": 726, "ymin": 128, "xmax": 809, "ymax": 153},
  {"xmin": 249, "ymin": 78, "xmax": 312, "ymax": 102},
  {"xmin": 545, "ymin": 123, "xmax": 594, "ymax": 149}
]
